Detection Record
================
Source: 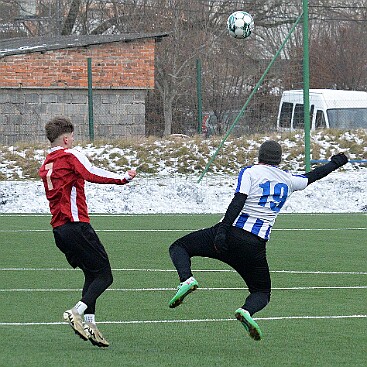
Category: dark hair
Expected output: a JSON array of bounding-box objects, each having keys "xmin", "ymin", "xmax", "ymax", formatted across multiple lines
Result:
[
  {"xmin": 258, "ymin": 140, "xmax": 282, "ymax": 165},
  {"xmin": 45, "ymin": 116, "xmax": 74, "ymax": 143}
]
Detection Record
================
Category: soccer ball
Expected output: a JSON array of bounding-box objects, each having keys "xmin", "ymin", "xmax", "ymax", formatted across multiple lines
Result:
[{"xmin": 227, "ymin": 11, "xmax": 254, "ymax": 39}]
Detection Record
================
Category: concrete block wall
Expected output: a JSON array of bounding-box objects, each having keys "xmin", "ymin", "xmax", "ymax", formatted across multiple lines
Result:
[{"xmin": 0, "ymin": 88, "xmax": 146, "ymax": 144}]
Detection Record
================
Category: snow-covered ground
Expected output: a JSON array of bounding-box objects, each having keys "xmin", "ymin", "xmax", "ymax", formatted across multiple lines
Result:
[
  {"xmin": 1, "ymin": 131, "xmax": 366, "ymax": 214},
  {"xmin": 0, "ymin": 168, "xmax": 366, "ymax": 214}
]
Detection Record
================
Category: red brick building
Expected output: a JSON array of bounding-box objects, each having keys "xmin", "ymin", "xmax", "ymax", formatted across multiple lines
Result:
[{"xmin": 0, "ymin": 33, "xmax": 167, "ymax": 144}]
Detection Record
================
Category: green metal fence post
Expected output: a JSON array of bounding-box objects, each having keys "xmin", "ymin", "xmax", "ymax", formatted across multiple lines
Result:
[
  {"xmin": 87, "ymin": 57, "xmax": 94, "ymax": 142},
  {"xmin": 303, "ymin": 0, "xmax": 311, "ymax": 172}
]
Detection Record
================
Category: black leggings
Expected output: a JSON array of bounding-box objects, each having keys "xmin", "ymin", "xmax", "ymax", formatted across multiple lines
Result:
[
  {"xmin": 53, "ymin": 222, "xmax": 113, "ymax": 314},
  {"xmin": 169, "ymin": 223, "xmax": 271, "ymax": 315},
  {"xmin": 82, "ymin": 266, "xmax": 113, "ymax": 314}
]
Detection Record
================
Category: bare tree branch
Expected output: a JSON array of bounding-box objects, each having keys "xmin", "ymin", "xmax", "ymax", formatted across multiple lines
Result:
[{"xmin": 61, "ymin": 0, "xmax": 82, "ymax": 35}]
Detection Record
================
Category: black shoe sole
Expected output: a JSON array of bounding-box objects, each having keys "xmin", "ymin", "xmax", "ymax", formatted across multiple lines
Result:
[{"xmin": 88, "ymin": 338, "xmax": 109, "ymax": 348}]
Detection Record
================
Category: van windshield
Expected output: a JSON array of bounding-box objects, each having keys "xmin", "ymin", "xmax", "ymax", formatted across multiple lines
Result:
[{"xmin": 327, "ymin": 108, "xmax": 367, "ymax": 129}]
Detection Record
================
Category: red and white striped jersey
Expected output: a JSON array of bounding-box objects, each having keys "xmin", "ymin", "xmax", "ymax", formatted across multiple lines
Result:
[{"xmin": 39, "ymin": 146, "xmax": 131, "ymax": 228}]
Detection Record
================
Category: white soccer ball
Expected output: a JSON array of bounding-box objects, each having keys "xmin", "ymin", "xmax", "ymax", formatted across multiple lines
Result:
[{"xmin": 227, "ymin": 11, "xmax": 254, "ymax": 39}]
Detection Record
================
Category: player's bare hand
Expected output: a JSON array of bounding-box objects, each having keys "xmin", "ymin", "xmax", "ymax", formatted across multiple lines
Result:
[
  {"xmin": 127, "ymin": 170, "xmax": 137, "ymax": 179},
  {"xmin": 123, "ymin": 170, "xmax": 136, "ymax": 182}
]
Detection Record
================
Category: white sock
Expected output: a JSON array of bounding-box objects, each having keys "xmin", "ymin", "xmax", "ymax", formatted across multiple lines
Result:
[
  {"xmin": 84, "ymin": 314, "xmax": 96, "ymax": 324},
  {"xmin": 74, "ymin": 301, "xmax": 88, "ymax": 315}
]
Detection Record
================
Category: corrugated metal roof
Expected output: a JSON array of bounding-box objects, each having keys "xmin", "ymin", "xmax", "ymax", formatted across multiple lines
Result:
[{"xmin": 0, "ymin": 33, "xmax": 169, "ymax": 58}]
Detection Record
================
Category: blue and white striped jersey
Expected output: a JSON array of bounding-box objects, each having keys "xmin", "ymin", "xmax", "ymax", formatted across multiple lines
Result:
[{"xmin": 233, "ymin": 164, "xmax": 308, "ymax": 240}]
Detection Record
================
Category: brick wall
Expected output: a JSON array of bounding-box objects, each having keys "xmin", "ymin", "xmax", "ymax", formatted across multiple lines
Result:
[
  {"xmin": 0, "ymin": 38, "xmax": 158, "ymax": 143},
  {"xmin": 0, "ymin": 39, "xmax": 155, "ymax": 88}
]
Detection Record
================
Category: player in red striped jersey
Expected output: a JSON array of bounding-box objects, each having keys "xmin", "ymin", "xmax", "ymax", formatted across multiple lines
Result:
[{"xmin": 39, "ymin": 116, "xmax": 136, "ymax": 347}]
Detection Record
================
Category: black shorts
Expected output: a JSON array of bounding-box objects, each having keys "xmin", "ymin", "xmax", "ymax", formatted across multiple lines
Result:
[
  {"xmin": 172, "ymin": 223, "xmax": 271, "ymax": 294},
  {"xmin": 53, "ymin": 222, "xmax": 110, "ymax": 273}
]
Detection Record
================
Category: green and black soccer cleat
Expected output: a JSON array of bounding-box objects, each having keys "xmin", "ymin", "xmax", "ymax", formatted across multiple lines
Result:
[
  {"xmin": 235, "ymin": 308, "xmax": 263, "ymax": 341},
  {"xmin": 169, "ymin": 277, "xmax": 198, "ymax": 308}
]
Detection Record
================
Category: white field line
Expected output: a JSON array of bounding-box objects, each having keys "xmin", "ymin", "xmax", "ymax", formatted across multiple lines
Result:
[
  {"xmin": 0, "ymin": 213, "xmax": 365, "ymax": 217},
  {"xmin": 0, "ymin": 314, "xmax": 366, "ymax": 326},
  {"xmin": 1, "ymin": 286, "xmax": 367, "ymax": 292},
  {"xmin": 0, "ymin": 228, "xmax": 366, "ymax": 233},
  {"xmin": 1, "ymin": 268, "xmax": 366, "ymax": 275}
]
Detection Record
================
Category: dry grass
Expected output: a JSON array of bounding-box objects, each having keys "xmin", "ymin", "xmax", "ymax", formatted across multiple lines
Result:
[{"xmin": 0, "ymin": 129, "xmax": 366, "ymax": 180}]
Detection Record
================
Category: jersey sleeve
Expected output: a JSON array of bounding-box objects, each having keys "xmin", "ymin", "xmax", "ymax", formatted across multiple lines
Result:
[
  {"xmin": 290, "ymin": 174, "xmax": 308, "ymax": 191},
  {"xmin": 67, "ymin": 149, "xmax": 130, "ymax": 185},
  {"xmin": 235, "ymin": 167, "xmax": 252, "ymax": 195}
]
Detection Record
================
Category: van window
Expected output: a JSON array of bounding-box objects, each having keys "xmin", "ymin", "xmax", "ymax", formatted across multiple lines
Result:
[
  {"xmin": 293, "ymin": 104, "xmax": 304, "ymax": 128},
  {"xmin": 327, "ymin": 108, "xmax": 367, "ymax": 129},
  {"xmin": 315, "ymin": 110, "xmax": 326, "ymax": 129},
  {"xmin": 279, "ymin": 102, "xmax": 293, "ymax": 128}
]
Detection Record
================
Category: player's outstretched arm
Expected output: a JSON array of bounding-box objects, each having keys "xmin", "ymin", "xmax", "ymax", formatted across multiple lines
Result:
[
  {"xmin": 69, "ymin": 149, "xmax": 136, "ymax": 185},
  {"xmin": 304, "ymin": 153, "xmax": 348, "ymax": 185}
]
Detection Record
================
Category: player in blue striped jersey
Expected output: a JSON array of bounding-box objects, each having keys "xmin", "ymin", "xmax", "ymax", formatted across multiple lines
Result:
[{"xmin": 168, "ymin": 140, "xmax": 348, "ymax": 341}]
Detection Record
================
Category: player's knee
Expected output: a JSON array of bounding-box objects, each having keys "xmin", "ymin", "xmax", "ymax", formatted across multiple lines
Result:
[
  {"xmin": 107, "ymin": 272, "xmax": 113, "ymax": 287},
  {"xmin": 106, "ymin": 271, "xmax": 113, "ymax": 287},
  {"xmin": 169, "ymin": 239, "xmax": 183, "ymax": 255}
]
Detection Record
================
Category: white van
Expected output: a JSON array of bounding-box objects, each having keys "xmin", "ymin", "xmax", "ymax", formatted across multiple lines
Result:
[{"xmin": 277, "ymin": 89, "xmax": 367, "ymax": 130}]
